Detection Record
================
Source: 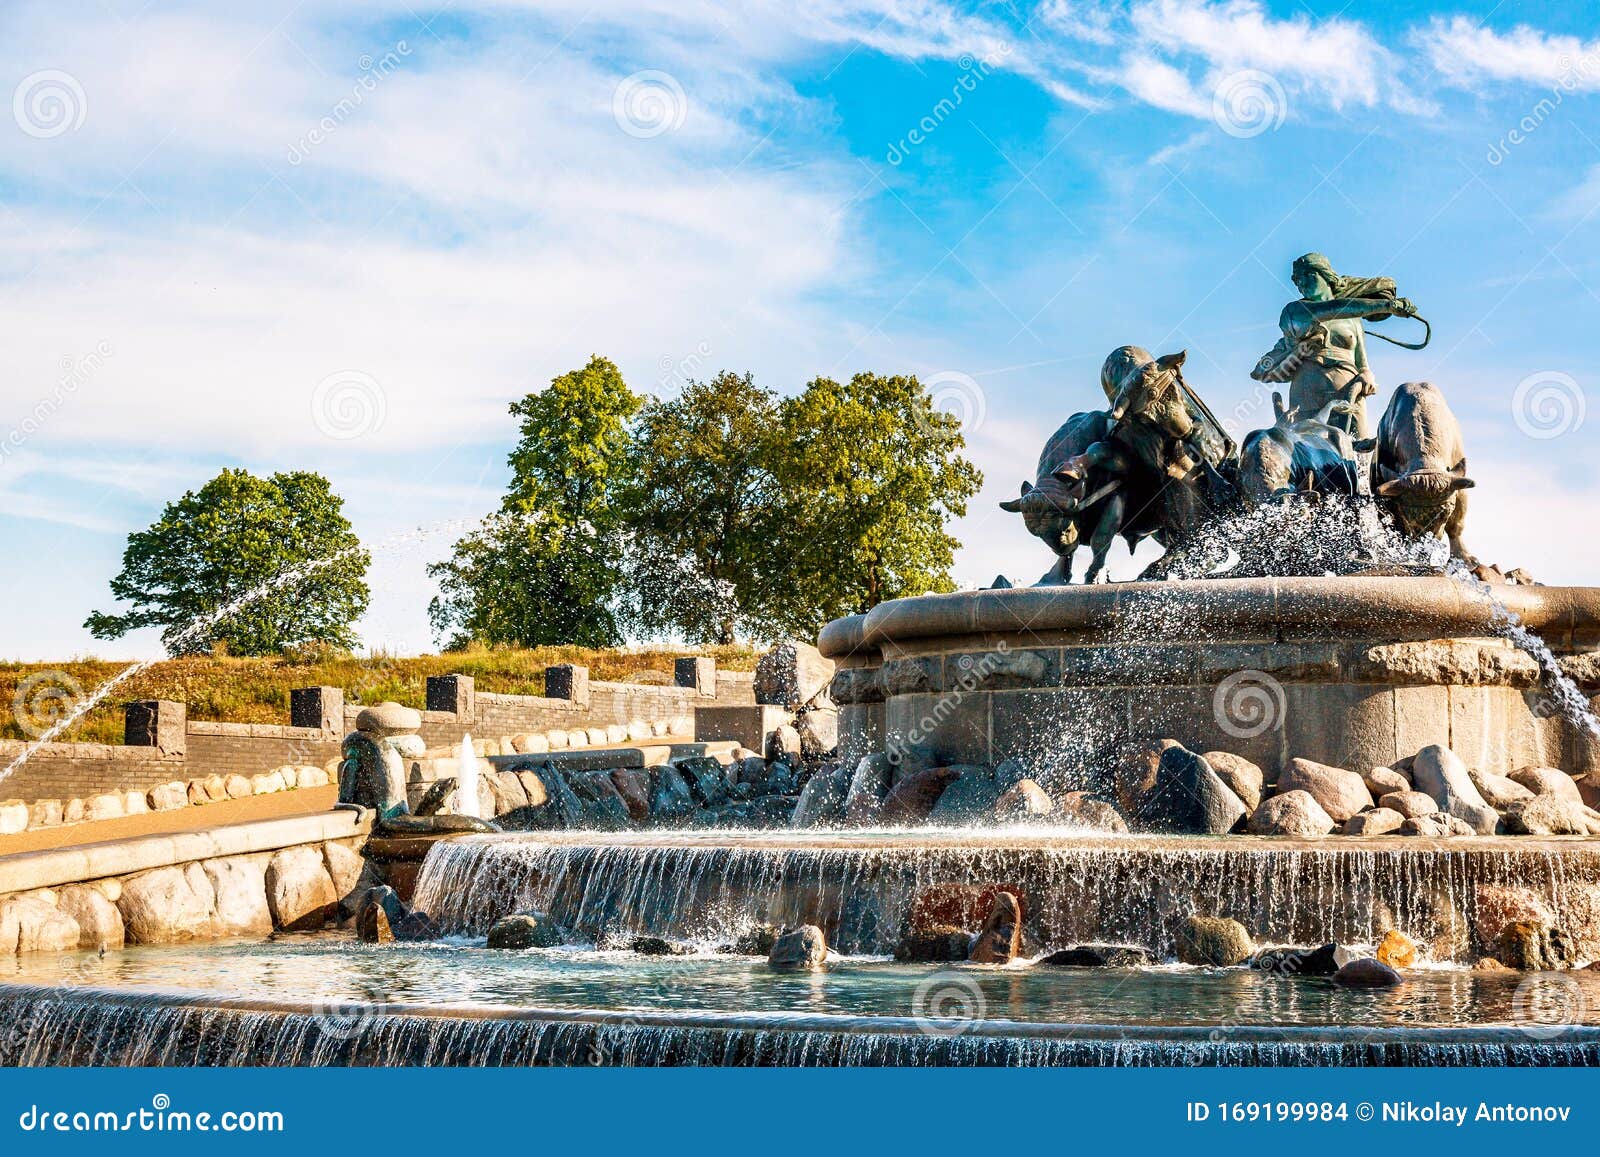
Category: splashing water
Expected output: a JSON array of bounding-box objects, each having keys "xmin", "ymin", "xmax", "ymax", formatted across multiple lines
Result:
[
  {"xmin": 454, "ymin": 734, "xmax": 484, "ymax": 819},
  {"xmin": 0, "ymin": 517, "xmax": 475, "ymax": 786}
]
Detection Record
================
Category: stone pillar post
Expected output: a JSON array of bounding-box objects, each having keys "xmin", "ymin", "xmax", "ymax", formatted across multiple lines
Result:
[
  {"xmin": 291, "ymin": 685, "xmax": 344, "ymax": 732},
  {"xmin": 124, "ymin": 699, "xmax": 186, "ymax": 758},
  {"xmin": 426, "ymin": 673, "xmax": 476, "ymax": 720},
  {"xmin": 545, "ymin": 664, "xmax": 590, "ymax": 708},
  {"xmin": 674, "ymin": 656, "xmax": 717, "ymax": 697}
]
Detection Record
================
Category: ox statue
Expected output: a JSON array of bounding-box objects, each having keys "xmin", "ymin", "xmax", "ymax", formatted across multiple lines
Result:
[{"xmin": 1359, "ymin": 381, "xmax": 1476, "ymax": 565}]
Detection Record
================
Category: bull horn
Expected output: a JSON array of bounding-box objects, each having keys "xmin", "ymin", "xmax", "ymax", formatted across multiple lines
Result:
[
  {"xmin": 999, "ymin": 497, "xmax": 1024, "ymax": 512},
  {"xmin": 1450, "ymin": 476, "xmax": 1476, "ymax": 491},
  {"xmin": 1375, "ymin": 477, "xmax": 1407, "ymax": 498},
  {"xmin": 1157, "ymin": 350, "xmax": 1187, "ymax": 370}
]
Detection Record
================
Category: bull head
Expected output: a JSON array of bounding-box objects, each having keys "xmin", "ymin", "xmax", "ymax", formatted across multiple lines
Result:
[{"xmin": 1374, "ymin": 468, "xmax": 1475, "ymax": 499}]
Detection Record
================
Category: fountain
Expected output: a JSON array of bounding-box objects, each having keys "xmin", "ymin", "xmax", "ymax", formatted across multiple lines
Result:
[{"xmin": 5, "ymin": 253, "xmax": 1600, "ymax": 1068}]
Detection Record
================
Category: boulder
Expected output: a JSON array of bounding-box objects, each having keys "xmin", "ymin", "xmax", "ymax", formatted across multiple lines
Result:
[
  {"xmin": 512, "ymin": 732, "xmax": 550, "ymax": 755},
  {"xmin": 1250, "ymin": 943, "xmax": 1353, "ymax": 977},
  {"xmin": 754, "ymin": 640, "xmax": 836, "ymax": 708},
  {"xmin": 768, "ymin": 924, "xmax": 828, "ymax": 971},
  {"xmin": 1378, "ymin": 790, "xmax": 1440, "ymax": 819},
  {"xmin": 1343, "ymin": 807, "xmax": 1405, "ymax": 836},
  {"xmin": 1508, "ymin": 765, "xmax": 1582, "ymax": 803},
  {"xmin": 1400, "ymin": 813, "xmax": 1473, "ymax": 837},
  {"xmin": 1503, "ymin": 793, "xmax": 1590, "ymax": 836},
  {"xmin": 610, "ymin": 769, "xmax": 652, "ymax": 823},
  {"xmin": 730, "ymin": 924, "xmax": 781, "ymax": 956},
  {"xmin": 895, "ymin": 926, "xmax": 973, "ymax": 962},
  {"xmin": 1201, "ymin": 752, "xmax": 1265, "ymax": 811},
  {"xmin": 879, "ymin": 767, "xmax": 960, "ymax": 826},
  {"xmin": 117, "ymin": 865, "xmax": 217, "ymax": 943},
  {"xmin": 646, "ymin": 765, "xmax": 697, "ymax": 826},
  {"xmin": 843, "ymin": 753, "xmax": 892, "ymax": 824},
  {"xmin": 488, "ymin": 771, "xmax": 530, "ymax": 813},
  {"xmin": 0, "ymin": 800, "xmax": 28, "ymax": 835},
  {"xmin": 1363, "ymin": 767, "xmax": 1411, "ymax": 799},
  {"xmin": 766, "ymin": 724, "xmax": 803, "ymax": 763},
  {"xmin": 122, "ymin": 790, "xmax": 150, "ymax": 815},
  {"xmin": 1411, "ymin": 744, "xmax": 1497, "ymax": 834},
  {"xmin": 567, "ymin": 771, "xmax": 635, "ymax": 830},
  {"xmin": 1494, "ymin": 921, "xmax": 1574, "ymax": 971},
  {"xmin": 1177, "ymin": 915, "xmax": 1255, "ymax": 966},
  {"xmin": 1276, "ymin": 758, "xmax": 1373, "ymax": 823},
  {"xmin": 676, "ymin": 757, "xmax": 731, "ymax": 808},
  {"xmin": 631, "ymin": 935, "xmax": 693, "ymax": 956},
  {"xmin": 1470, "ymin": 769, "xmax": 1536, "ymax": 809},
  {"xmin": 1113, "ymin": 738, "xmax": 1182, "ymax": 817},
  {"xmin": 1247, "ymin": 791, "xmax": 1334, "ymax": 838},
  {"xmin": 250, "ymin": 771, "xmax": 286, "ymax": 795},
  {"xmin": 26, "ymin": 799, "xmax": 62, "ymax": 829},
  {"xmin": 0, "ymin": 895, "xmax": 79, "ymax": 954},
  {"xmin": 1040, "ymin": 944, "xmax": 1154, "ymax": 968},
  {"xmin": 546, "ymin": 729, "xmax": 570, "ymax": 750},
  {"xmin": 1130, "ymin": 746, "xmax": 1246, "ymax": 834},
  {"xmin": 355, "ymin": 701, "xmax": 421, "ymax": 737},
  {"xmin": 324, "ymin": 843, "xmax": 380, "ymax": 921},
  {"xmin": 224, "ymin": 774, "xmax": 253, "ymax": 799},
  {"xmin": 487, "ymin": 911, "xmax": 565, "ymax": 949},
  {"xmin": 264, "ymin": 845, "xmax": 338, "ymax": 931},
  {"xmin": 1056, "ymin": 791, "xmax": 1130, "ymax": 833},
  {"xmin": 926, "ymin": 767, "xmax": 1004, "ymax": 824},
  {"xmin": 993, "ymin": 778, "xmax": 1058, "ymax": 822},
  {"xmin": 1376, "ymin": 930, "xmax": 1418, "ymax": 968},
  {"xmin": 202, "ymin": 856, "xmax": 274, "ymax": 938},
  {"xmin": 356, "ymin": 886, "xmax": 408, "ymax": 943},
  {"xmin": 1334, "ymin": 957, "xmax": 1403, "ymax": 987},
  {"xmin": 790, "ymin": 764, "xmax": 850, "ymax": 828},
  {"xmin": 1473, "ymin": 884, "xmax": 1554, "ymax": 950},
  {"xmin": 54, "ymin": 884, "xmax": 124, "ymax": 950},
  {"xmin": 969, "ymin": 891, "xmax": 1024, "ymax": 964},
  {"xmin": 86, "ymin": 792, "xmax": 127, "ymax": 821},
  {"xmin": 796, "ymin": 709, "xmax": 839, "ymax": 759}
]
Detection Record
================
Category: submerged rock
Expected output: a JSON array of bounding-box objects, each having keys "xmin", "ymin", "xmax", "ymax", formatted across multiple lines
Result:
[
  {"xmin": 487, "ymin": 911, "xmax": 565, "ymax": 949},
  {"xmin": 1495, "ymin": 922, "xmax": 1574, "ymax": 971},
  {"xmin": 631, "ymin": 935, "xmax": 693, "ymax": 956},
  {"xmin": 728, "ymin": 924, "xmax": 780, "ymax": 956},
  {"xmin": 1177, "ymin": 915, "xmax": 1255, "ymax": 967},
  {"xmin": 969, "ymin": 891, "xmax": 1023, "ymax": 964},
  {"xmin": 768, "ymin": 924, "xmax": 827, "ymax": 971},
  {"xmin": 1251, "ymin": 943, "xmax": 1352, "ymax": 977},
  {"xmin": 1376, "ymin": 930, "xmax": 1418, "ymax": 969},
  {"xmin": 1247, "ymin": 790, "xmax": 1334, "ymax": 838},
  {"xmin": 1040, "ymin": 944, "xmax": 1154, "ymax": 968},
  {"xmin": 1334, "ymin": 957, "xmax": 1403, "ymax": 987}
]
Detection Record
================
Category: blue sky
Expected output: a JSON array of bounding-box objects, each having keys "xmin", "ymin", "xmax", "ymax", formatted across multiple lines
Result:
[{"xmin": 1, "ymin": 0, "xmax": 1597, "ymax": 658}]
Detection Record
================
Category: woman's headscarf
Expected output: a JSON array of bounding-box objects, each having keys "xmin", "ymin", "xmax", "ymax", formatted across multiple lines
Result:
[{"xmin": 1292, "ymin": 252, "xmax": 1398, "ymax": 307}]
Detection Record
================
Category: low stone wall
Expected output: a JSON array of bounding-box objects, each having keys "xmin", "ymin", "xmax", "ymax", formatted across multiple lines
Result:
[
  {"xmin": 2, "ymin": 665, "xmax": 755, "ymax": 803},
  {"xmin": 0, "ymin": 810, "xmax": 371, "ymax": 956}
]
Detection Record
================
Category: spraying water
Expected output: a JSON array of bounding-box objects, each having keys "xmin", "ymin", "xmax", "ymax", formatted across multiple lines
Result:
[{"xmin": 454, "ymin": 734, "xmax": 484, "ymax": 819}]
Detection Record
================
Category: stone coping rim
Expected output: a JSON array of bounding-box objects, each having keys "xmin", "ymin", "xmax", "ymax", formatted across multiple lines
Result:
[{"xmin": 817, "ymin": 577, "xmax": 1600, "ymax": 659}]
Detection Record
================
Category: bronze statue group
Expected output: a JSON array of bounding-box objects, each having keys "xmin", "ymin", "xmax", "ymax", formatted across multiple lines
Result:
[{"xmin": 1003, "ymin": 253, "xmax": 1493, "ymax": 586}]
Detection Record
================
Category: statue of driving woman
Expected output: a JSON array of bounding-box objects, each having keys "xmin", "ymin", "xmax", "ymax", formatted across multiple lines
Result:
[{"xmin": 1251, "ymin": 253, "xmax": 1428, "ymax": 439}]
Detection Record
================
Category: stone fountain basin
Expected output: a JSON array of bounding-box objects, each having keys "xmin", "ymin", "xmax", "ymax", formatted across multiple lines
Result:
[{"xmin": 817, "ymin": 576, "xmax": 1600, "ymax": 781}]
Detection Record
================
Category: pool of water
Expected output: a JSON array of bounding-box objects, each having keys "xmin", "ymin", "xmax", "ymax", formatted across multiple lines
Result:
[{"xmin": 6, "ymin": 934, "xmax": 1597, "ymax": 1031}]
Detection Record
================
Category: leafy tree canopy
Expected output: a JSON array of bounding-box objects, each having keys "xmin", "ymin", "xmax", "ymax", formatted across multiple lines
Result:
[{"xmin": 85, "ymin": 468, "xmax": 371, "ymax": 657}]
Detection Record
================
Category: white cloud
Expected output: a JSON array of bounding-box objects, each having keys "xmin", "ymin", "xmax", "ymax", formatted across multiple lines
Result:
[{"xmin": 1416, "ymin": 17, "xmax": 1600, "ymax": 91}]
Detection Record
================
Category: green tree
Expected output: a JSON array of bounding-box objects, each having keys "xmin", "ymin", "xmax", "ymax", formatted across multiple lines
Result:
[
  {"xmin": 428, "ymin": 355, "xmax": 641, "ymax": 648},
  {"xmin": 85, "ymin": 468, "xmax": 371, "ymax": 656},
  {"xmin": 768, "ymin": 372, "xmax": 983, "ymax": 634},
  {"xmin": 626, "ymin": 371, "xmax": 784, "ymax": 644}
]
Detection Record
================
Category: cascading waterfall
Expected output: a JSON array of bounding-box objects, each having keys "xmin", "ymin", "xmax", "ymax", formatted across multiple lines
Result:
[
  {"xmin": 410, "ymin": 833, "xmax": 1600, "ymax": 962},
  {"xmin": 5, "ymin": 985, "xmax": 1596, "ymax": 1068}
]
